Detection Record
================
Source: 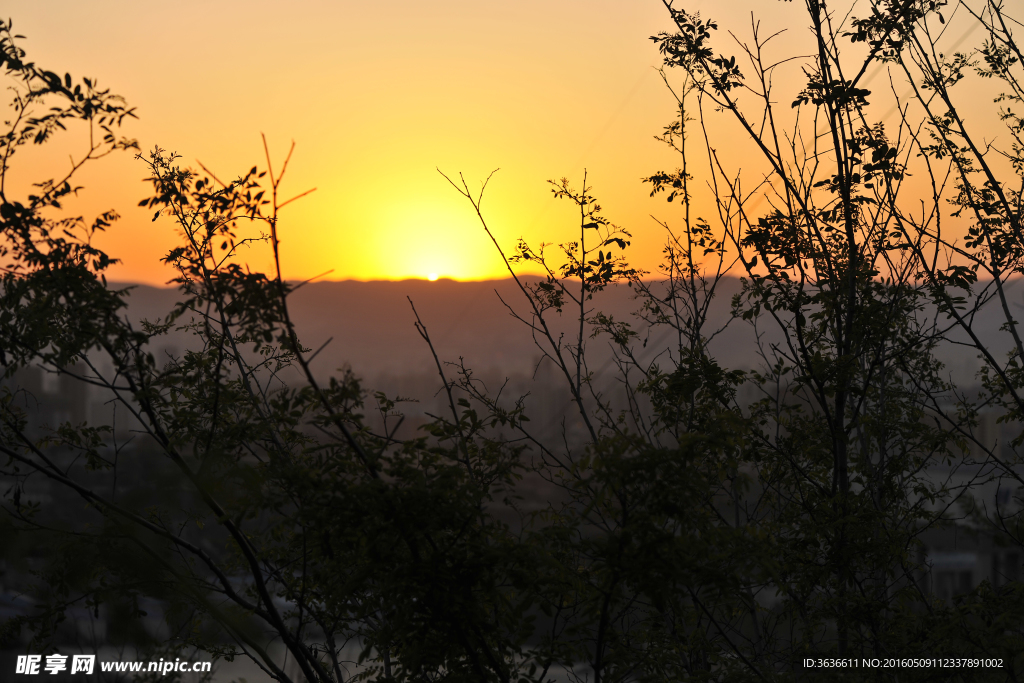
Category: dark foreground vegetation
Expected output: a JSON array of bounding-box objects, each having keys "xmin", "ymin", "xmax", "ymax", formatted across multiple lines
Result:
[{"xmin": 3, "ymin": 1, "xmax": 1024, "ymax": 681}]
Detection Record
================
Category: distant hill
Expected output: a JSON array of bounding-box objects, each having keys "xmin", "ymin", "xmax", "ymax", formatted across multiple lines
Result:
[
  {"xmin": 112, "ymin": 276, "xmax": 1019, "ymax": 395},
  {"xmin": 114, "ymin": 277, "xmax": 747, "ymax": 381}
]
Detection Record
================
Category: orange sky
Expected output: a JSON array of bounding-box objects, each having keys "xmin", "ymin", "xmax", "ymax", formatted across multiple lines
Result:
[{"xmin": 2, "ymin": 1, "xmax": 994, "ymax": 284}]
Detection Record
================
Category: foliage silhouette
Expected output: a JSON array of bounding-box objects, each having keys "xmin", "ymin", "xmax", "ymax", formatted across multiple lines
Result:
[{"xmin": 2, "ymin": 2, "xmax": 1024, "ymax": 682}]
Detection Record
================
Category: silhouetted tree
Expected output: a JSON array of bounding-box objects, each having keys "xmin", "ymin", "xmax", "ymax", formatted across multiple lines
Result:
[
  {"xmin": 3, "ymin": 2, "xmax": 1024, "ymax": 682},
  {"xmin": 447, "ymin": 0, "xmax": 1024, "ymax": 680}
]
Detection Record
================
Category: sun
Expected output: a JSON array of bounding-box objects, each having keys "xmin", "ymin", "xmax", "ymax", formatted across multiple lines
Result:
[{"xmin": 427, "ymin": 273, "xmax": 439, "ymax": 281}]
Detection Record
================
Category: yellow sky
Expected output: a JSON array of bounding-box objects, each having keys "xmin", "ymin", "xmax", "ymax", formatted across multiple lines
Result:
[{"xmin": 2, "ymin": 1, "xmax": 992, "ymax": 284}]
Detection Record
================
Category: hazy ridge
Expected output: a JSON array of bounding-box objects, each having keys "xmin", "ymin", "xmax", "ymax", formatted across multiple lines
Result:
[{"xmin": 113, "ymin": 276, "xmax": 1012, "ymax": 393}]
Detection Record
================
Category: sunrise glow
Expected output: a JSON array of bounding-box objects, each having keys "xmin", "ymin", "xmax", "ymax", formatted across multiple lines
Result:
[{"xmin": 3, "ymin": 0, "xmax": 821, "ymax": 284}]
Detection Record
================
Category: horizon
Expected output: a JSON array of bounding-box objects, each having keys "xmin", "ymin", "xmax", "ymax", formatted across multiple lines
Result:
[{"xmin": 0, "ymin": 0, "xmax": 832, "ymax": 286}]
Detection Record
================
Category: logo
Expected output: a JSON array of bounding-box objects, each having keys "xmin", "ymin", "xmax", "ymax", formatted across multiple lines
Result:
[{"xmin": 15, "ymin": 654, "xmax": 95, "ymax": 676}]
